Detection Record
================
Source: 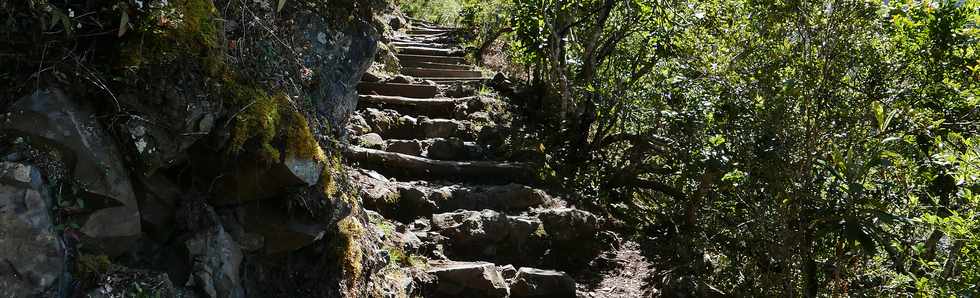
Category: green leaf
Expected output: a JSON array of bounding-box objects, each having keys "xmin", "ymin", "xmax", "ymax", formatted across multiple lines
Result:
[
  {"xmin": 708, "ymin": 134, "xmax": 726, "ymax": 146},
  {"xmin": 277, "ymin": 0, "xmax": 286, "ymax": 12},
  {"xmin": 872, "ymin": 101, "xmax": 885, "ymax": 131}
]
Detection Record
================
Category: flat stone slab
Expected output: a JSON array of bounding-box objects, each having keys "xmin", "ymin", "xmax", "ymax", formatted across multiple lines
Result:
[
  {"xmin": 408, "ymin": 28, "xmax": 456, "ymax": 35},
  {"xmin": 357, "ymin": 82, "xmax": 440, "ymax": 98},
  {"xmin": 426, "ymin": 261, "xmax": 509, "ymax": 298},
  {"xmin": 396, "ymin": 46, "xmax": 464, "ymax": 57},
  {"xmin": 345, "ymin": 146, "xmax": 535, "ymax": 184},
  {"xmin": 359, "ymin": 95, "xmax": 471, "ymax": 118},
  {"xmin": 402, "ymin": 67, "xmax": 484, "ymax": 78},
  {"xmin": 401, "ymin": 60, "xmax": 474, "ymax": 70},
  {"xmin": 391, "ymin": 41, "xmax": 453, "ymax": 49},
  {"xmin": 509, "ymin": 267, "xmax": 576, "ymax": 298},
  {"xmin": 398, "ymin": 54, "xmax": 469, "ymax": 65}
]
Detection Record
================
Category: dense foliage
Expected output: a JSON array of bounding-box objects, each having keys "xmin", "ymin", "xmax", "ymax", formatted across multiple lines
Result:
[
  {"xmin": 505, "ymin": 0, "xmax": 980, "ymax": 295},
  {"xmin": 413, "ymin": 0, "xmax": 977, "ymax": 295}
]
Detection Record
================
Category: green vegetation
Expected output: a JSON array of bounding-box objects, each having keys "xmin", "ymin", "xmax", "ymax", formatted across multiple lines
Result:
[
  {"xmin": 75, "ymin": 254, "xmax": 112, "ymax": 288},
  {"xmin": 398, "ymin": 0, "xmax": 467, "ymax": 25},
  {"xmin": 404, "ymin": 0, "xmax": 980, "ymax": 296},
  {"xmin": 337, "ymin": 215, "xmax": 365, "ymax": 294}
]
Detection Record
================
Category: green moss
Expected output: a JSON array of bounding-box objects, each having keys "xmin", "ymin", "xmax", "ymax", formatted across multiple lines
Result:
[
  {"xmin": 320, "ymin": 153, "xmax": 341, "ymax": 198},
  {"xmin": 284, "ymin": 110, "xmax": 327, "ymax": 162},
  {"xmin": 386, "ymin": 247, "xmax": 428, "ymax": 269},
  {"xmin": 223, "ymin": 85, "xmax": 328, "ymax": 167},
  {"xmin": 337, "ymin": 215, "xmax": 364, "ymax": 294},
  {"xmin": 75, "ymin": 254, "xmax": 112, "ymax": 288}
]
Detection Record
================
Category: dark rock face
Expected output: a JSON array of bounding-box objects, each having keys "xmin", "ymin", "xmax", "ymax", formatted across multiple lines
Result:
[
  {"xmin": 137, "ymin": 173, "xmax": 182, "ymax": 242},
  {"xmin": 1, "ymin": 88, "xmax": 141, "ymax": 256},
  {"xmin": 0, "ymin": 162, "xmax": 64, "ymax": 297},
  {"xmin": 114, "ymin": 76, "xmax": 223, "ymax": 176},
  {"xmin": 296, "ymin": 14, "xmax": 379, "ymax": 135},
  {"xmin": 179, "ymin": 200, "xmax": 245, "ymax": 298},
  {"xmin": 508, "ymin": 268, "xmax": 576, "ymax": 298}
]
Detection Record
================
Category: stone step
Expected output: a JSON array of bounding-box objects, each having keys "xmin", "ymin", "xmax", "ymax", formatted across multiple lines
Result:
[
  {"xmin": 402, "ymin": 67, "xmax": 484, "ymax": 78},
  {"xmin": 423, "ymin": 260, "xmax": 577, "ymax": 298},
  {"xmin": 397, "ymin": 54, "xmax": 468, "ymax": 65},
  {"xmin": 384, "ymin": 138, "xmax": 485, "ymax": 161},
  {"xmin": 357, "ymin": 108, "xmax": 477, "ymax": 140},
  {"xmin": 358, "ymin": 95, "xmax": 470, "ymax": 118},
  {"xmin": 357, "ymin": 82, "xmax": 439, "ymax": 98},
  {"xmin": 400, "ymin": 60, "xmax": 474, "ymax": 70},
  {"xmin": 345, "ymin": 146, "xmax": 535, "ymax": 184},
  {"xmin": 351, "ymin": 169, "xmax": 554, "ymax": 222},
  {"xmin": 407, "ymin": 32, "xmax": 451, "ymax": 39},
  {"xmin": 418, "ymin": 208, "xmax": 602, "ymax": 272},
  {"xmin": 396, "ymin": 46, "xmax": 464, "ymax": 57},
  {"xmin": 391, "ymin": 41, "xmax": 453, "ymax": 49},
  {"xmin": 416, "ymin": 77, "xmax": 492, "ymax": 83},
  {"xmin": 407, "ymin": 28, "xmax": 455, "ymax": 35}
]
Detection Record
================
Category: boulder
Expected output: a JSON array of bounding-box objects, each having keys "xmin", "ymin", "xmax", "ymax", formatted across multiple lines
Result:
[
  {"xmin": 210, "ymin": 153, "xmax": 323, "ymax": 205},
  {"xmin": 351, "ymin": 169, "xmax": 400, "ymax": 209},
  {"xmin": 421, "ymin": 118, "xmax": 468, "ymax": 139},
  {"xmin": 115, "ymin": 83, "xmax": 222, "ymax": 175},
  {"xmin": 357, "ymin": 133, "xmax": 386, "ymax": 149},
  {"xmin": 391, "ymin": 75, "xmax": 415, "ymax": 84},
  {"xmin": 296, "ymin": 13, "xmax": 379, "ymax": 133},
  {"xmin": 447, "ymin": 184, "xmax": 551, "ymax": 211},
  {"xmin": 137, "ymin": 173, "xmax": 181, "ymax": 241},
  {"xmin": 185, "ymin": 225, "xmax": 245, "ymax": 298},
  {"xmin": 283, "ymin": 155, "xmax": 324, "ymax": 186},
  {"xmin": 431, "ymin": 210, "xmax": 542, "ymax": 261},
  {"xmin": 0, "ymin": 162, "xmax": 64, "ymax": 297},
  {"xmin": 348, "ymin": 114, "xmax": 372, "ymax": 135},
  {"xmin": 238, "ymin": 200, "xmax": 326, "ymax": 254},
  {"xmin": 1, "ymin": 88, "xmax": 140, "ymax": 256},
  {"xmin": 537, "ymin": 208, "xmax": 598, "ymax": 242},
  {"xmin": 426, "ymin": 138, "xmax": 484, "ymax": 161},
  {"xmin": 426, "ymin": 261, "xmax": 508, "ymax": 298},
  {"xmin": 386, "ymin": 139, "xmax": 424, "ymax": 156},
  {"xmin": 508, "ymin": 268, "xmax": 576, "ymax": 298}
]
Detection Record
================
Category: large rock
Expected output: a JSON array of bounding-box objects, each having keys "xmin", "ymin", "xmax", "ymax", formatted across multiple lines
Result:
[
  {"xmin": 426, "ymin": 261, "xmax": 508, "ymax": 298},
  {"xmin": 537, "ymin": 208, "xmax": 598, "ymax": 242},
  {"xmin": 137, "ymin": 173, "xmax": 182, "ymax": 241},
  {"xmin": 1, "ymin": 88, "xmax": 140, "ymax": 255},
  {"xmin": 180, "ymin": 202, "xmax": 244, "ymax": 298},
  {"xmin": 357, "ymin": 133, "xmax": 386, "ymax": 150},
  {"xmin": 295, "ymin": 13, "xmax": 379, "ymax": 135},
  {"xmin": 115, "ymin": 80, "xmax": 222, "ymax": 175},
  {"xmin": 508, "ymin": 268, "xmax": 576, "ymax": 298},
  {"xmin": 351, "ymin": 169, "xmax": 400, "ymax": 207},
  {"xmin": 431, "ymin": 210, "xmax": 542, "ymax": 260},
  {"xmin": 238, "ymin": 199, "xmax": 326, "ymax": 254},
  {"xmin": 447, "ymin": 184, "xmax": 551, "ymax": 211},
  {"xmin": 211, "ymin": 157, "xmax": 322, "ymax": 205},
  {"xmin": 0, "ymin": 162, "xmax": 65, "ymax": 297}
]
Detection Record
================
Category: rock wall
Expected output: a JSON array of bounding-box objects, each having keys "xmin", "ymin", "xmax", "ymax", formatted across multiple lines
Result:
[{"xmin": 0, "ymin": 0, "xmax": 398, "ymax": 296}]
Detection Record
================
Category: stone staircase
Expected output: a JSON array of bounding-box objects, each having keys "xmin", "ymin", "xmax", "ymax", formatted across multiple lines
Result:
[{"xmin": 348, "ymin": 20, "xmax": 603, "ymax": 297}]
